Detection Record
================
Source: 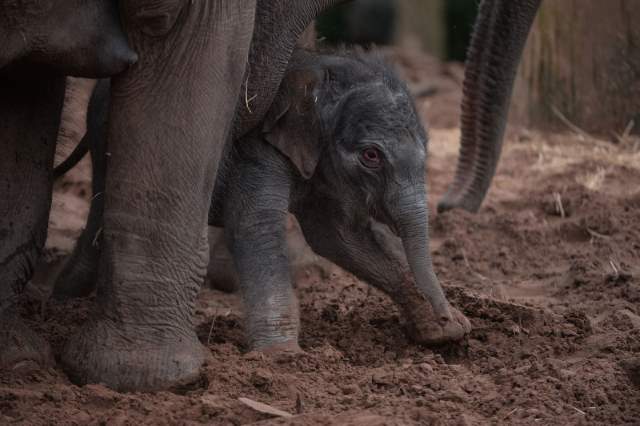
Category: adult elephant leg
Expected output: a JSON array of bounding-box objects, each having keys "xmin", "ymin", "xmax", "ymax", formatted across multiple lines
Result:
[
  {"xmin": 61, "ymin": 1, "xmax": 257, "ymax": 392},
  {"xmin": 0, "ymin": 70, "xmax": 64, "ymax": 369},
  {"xmin": 53, "ymin": 80, "xmax": 110, "ymax": 299}
]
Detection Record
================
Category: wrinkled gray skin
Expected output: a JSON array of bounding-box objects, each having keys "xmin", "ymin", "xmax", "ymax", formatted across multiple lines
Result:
[
  {"xmin": 55, "ymin": 50, "xmax": 472, "ymax": 354},
  {"xmin": 57, "ymin": 0, "xmax": 347, "ymax": 392},
  {"xmin": 0, "ymin": 0, "xmax": 136, "ymax": 373}
]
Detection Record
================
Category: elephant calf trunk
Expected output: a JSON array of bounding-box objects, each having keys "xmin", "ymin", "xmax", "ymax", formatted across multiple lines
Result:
[{"xmin": 387, "ymin": 186, "xmax": 471, "ymax": 344}]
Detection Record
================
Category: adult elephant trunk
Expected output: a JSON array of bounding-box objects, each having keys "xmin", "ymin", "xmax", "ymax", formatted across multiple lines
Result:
[
  {"xmin": 390, "ymin": 186, "xmax": 449, "ymax": 323},
  {"xmin": 438, "ymin": 0, "xmax": 541, "ymax": 213}
]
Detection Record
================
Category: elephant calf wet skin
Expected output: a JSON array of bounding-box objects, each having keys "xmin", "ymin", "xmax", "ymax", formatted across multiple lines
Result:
[{"xmin": 210, "ymin": 49, "xmax": 471, "ymax": 350}]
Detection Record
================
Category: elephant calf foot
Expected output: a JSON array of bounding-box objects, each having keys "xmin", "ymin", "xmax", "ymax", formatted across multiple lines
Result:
[
  {"xmin": 0, "ymin": 307, "xmax": 53, "ymax": 371},
  {"xmin": 61, "ymin": 319, "xmax": 209, "ymax": 392}
]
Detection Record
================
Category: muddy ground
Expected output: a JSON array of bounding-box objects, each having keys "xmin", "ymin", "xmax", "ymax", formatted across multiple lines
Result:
[{"xmin": 2, "ymin": 49, "xmax": 640, "ymax": 425}]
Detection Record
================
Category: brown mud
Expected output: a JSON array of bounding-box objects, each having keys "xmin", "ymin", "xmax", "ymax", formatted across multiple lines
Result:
[{"xmin": 2, "ymin": 50, "xmax": 639, "ymax": 425}]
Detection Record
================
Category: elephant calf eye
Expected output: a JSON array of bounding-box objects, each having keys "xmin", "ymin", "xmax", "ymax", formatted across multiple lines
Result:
[{"xmin": 361, "ymin": 147, "xmax": 383, "ymax": 169}]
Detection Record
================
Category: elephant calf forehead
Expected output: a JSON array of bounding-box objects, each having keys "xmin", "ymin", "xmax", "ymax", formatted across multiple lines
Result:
[{"xmin": 338, "ymin": 88, "xmax": 422, "ymax": 138}]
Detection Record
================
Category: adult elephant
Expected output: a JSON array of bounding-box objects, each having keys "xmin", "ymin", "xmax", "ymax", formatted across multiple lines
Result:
[
  {"xmin": 60, "ymin": 0, "xmax": 347, "ymax": 392},
  {"xmin": 0, "ymin": 0, "xmax": 136, "ymax": 372}
]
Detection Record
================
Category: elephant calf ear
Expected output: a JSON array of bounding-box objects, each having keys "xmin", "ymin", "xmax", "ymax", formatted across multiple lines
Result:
[{"xmin": 262, "ymin": 69, "xmax": 323, "ymax": 179}]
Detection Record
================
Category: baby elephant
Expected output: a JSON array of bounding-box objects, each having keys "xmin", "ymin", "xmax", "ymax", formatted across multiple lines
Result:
[{"xmin": 55, "ymin": 49, "xmax": 471, "ymax": 351}]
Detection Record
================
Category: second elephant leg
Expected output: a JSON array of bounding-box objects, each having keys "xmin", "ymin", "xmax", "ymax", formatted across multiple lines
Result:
[
  {"xmin": 0, "ymin": 71, "xmax": 64, "ymax": 368},
  {"xmin": 60, "ymin": 2, "xmax": 257, "ymax": 392}
]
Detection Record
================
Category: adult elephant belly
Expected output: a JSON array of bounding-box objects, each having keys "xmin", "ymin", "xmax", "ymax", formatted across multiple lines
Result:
[{"xmin": 61, "ymin": 1, "xmax": 257, "ymax": 392}]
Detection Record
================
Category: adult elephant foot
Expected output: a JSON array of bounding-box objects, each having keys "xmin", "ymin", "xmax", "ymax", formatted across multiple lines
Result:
[
  {"xmin": 61, "ymin": 319, "xmax": 208, "ymax": 392},
  {"xmin": 0, "ymin": 307, "xmax": 53, "ymax": 371},
  {"xmin": 59, "ymin": 236, "xmax": 212, "ymax": 392}
]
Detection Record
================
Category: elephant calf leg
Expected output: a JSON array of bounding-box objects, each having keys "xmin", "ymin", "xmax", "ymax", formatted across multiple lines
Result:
[
  {"xmin": 223, "ymin": 148, "xmax": 299, "ymax": 352},
  {"xmin": 227, "ymin": 212, "xmax": 301, "ymax": 352}
]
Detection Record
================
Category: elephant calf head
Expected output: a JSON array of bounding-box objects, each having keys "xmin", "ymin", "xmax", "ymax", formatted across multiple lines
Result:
[
  {"xmin": 262, "ymin": 50, "xmax": 470, "ymax": 345},
  {"xmin": 0, "ymin": 0, "xmax": 137, "ymax": 76}
]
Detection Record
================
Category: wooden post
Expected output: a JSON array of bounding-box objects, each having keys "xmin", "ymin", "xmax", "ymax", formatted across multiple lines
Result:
[{"xmin": 514, "ymin": 0, "xmax": 640, "ymax": 135}]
